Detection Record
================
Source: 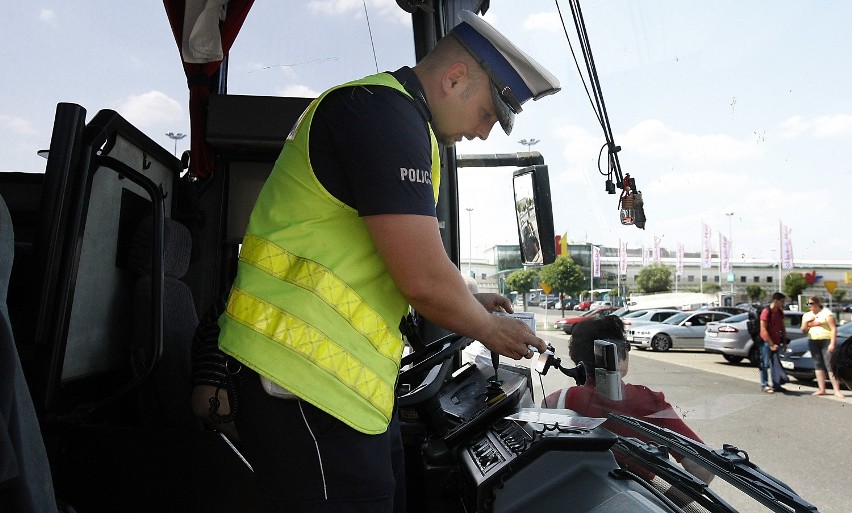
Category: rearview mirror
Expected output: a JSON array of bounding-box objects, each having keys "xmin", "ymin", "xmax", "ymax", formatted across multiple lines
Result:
[{"xmin": 512, "ymin": 165, "xmax": 555, "ymax": 265}]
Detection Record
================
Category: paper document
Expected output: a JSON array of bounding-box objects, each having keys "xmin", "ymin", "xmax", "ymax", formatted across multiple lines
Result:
[{"xmin": 504, "ymin": 408, "xmax": 606, "ymax": 429}]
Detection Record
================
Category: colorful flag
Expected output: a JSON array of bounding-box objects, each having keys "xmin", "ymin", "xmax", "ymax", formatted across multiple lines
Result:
[
  {"xmin": 642, "ymin": 244, "xmax": 649, "ymax": 266},
  {"xmin": 701, "ymin": 223, "xmax": 712, "ymax": 268},
  {"xmin": 676, "ymin": 243, "xmax": 684, "ymax": 276},
  {"xmin": 781, "ymin": 222, "xmax": 794, "ymax": 269},
  {"xmin": 619, "ymin": 239, "xmax": 628, "ymax": 276},
  {"xmin": 554, "ymin": 231, "xmax": 569, "ymax": 256},
  {"xmin": 592, "ymin": 245, "xmax": 601, "ymax": 278},
  {"xmin": 720, "ymin": 234, "xmax": 730, "ymax": 273}
]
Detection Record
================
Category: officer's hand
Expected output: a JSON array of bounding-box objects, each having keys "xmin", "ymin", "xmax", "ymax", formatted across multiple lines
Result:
[
  {"xmin": 481, "ymin": 315, "xmax": 546, "ymax": 360},
  {"xmin": 474, "ymin": 293, "xmax": 514, "ymax": 314}
]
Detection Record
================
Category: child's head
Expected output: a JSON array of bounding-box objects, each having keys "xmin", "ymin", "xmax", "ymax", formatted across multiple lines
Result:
[{"xmin": 570, "ymin": 315, "xmax": 630, "ymax": 375}]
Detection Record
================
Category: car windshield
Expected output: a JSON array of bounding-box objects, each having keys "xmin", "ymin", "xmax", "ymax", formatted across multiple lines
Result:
[
  {"xmin": 451, "ymin": 2, "xmax": 851, "ymax": 508},
  {"xmin": 622, "ymin": 310, "xmax": 648, "ymax": 319},
  {"xmin": 661, "ymin": 312, "xmax": 690, "ymax": 325}
]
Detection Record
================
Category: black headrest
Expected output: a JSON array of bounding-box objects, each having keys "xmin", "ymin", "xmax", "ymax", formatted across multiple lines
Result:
[{"xmin": 128, "ymin": 217, "xmax": 191, "ymax": 279}]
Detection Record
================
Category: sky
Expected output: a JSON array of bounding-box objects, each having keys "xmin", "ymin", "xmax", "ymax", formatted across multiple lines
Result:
[{"xmin": 2, "ymin": 1, "xmax": 851, "ymax": 264}]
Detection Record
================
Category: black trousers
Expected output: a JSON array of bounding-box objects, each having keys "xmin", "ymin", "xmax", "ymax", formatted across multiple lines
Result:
[{"xmin": 234, "ymin": 368, "xmax": 406, "ymax": 513}]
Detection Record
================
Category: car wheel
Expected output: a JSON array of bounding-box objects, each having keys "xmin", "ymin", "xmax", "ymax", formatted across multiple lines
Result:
[
  {"xmin": 650, "ymin": 334, "xmax": 671, "ymax": 352},
  {"xmin": 723, "ymin": 354, "xmax": 744, "ymax": 364}
]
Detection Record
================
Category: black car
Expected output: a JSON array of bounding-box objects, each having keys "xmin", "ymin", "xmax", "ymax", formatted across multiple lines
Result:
[{"xmin": 780, "ymin": 322, "xmax": 852, "ymax": 383}]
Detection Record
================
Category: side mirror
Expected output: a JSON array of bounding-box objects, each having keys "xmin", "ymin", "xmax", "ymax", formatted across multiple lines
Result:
[{"xmin": 512, "ymin": 165, "xmax": 556, "ymax": 265}]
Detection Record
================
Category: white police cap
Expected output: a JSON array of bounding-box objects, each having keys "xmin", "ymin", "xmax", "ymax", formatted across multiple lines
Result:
[{"xmin": 451, "ymin": 10, "xmax": 561, "ymax": 135}]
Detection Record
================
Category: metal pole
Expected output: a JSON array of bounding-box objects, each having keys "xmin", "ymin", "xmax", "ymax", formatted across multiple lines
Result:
[
  {"xmin": 778, "ymin": 220, "xmax": 783, "ymax": 293},
  {"xmin": 165, "ymin": 132, "xmax": 186, "ymax": 156},
  {"xmin": 466, "ymin": 208, "xmax": 473, "ymax": 278},
  {"xmin": 726, "ymin": 212, "xmax": 734, "ymax": 297}
]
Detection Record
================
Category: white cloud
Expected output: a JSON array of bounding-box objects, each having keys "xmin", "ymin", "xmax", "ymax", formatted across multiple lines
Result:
[
  {"xmin": 116, "ymin": 91, "xmax": 183, "ymax": 128},
  {"xmin": 308, "ymin": 0, "xmax": 409, "ymax": 24},
  {"xmin": 622, "ymin": 119, "xmax": 764, "ymax": 161},
  {"xmin": 276, "ymin": 84, "xmax": 321, "ymax": 98},
  {"xmin": 39, "ymin": 8, "xmax": 57, "ymax": 26},
  {"xmin": 0, "ymin": 114, "xmax": 37, "ymax": 136},
  {"xmin": 778, "ymin": 114, "xmax": 852, "ymax": 139},
  {"xmin": 522, "ymin": 12, "xmax": 562, "ymax": 32}
]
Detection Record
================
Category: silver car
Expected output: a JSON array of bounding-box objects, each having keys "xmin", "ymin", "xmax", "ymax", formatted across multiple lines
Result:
[
  {"xmin": 704, "ymin": 310, "xmax": 805, "ymax": 365},
  {"xmin": 628, "ymin": 311, "xmax": 733, "ymax": 351}
]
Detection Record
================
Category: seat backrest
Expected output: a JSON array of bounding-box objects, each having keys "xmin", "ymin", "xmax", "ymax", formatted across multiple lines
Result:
[
  {"xmin": 0, "ymin": 193, "xmax": 59, "ymax": 512},
  {"xmin": 128, "ymin": 216, "xmax": 198, "ymax": 428}
]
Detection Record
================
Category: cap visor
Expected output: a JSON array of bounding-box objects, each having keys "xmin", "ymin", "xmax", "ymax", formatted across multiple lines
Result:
[{"xmin": 491, "ymin": 81, "xmax": 515, "ymax": 135}]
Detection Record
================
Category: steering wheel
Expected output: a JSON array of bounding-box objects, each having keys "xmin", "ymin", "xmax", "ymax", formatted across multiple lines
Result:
[{"xmin": 399, "ymin": 333, "xmax": 474, "ymax": 384}]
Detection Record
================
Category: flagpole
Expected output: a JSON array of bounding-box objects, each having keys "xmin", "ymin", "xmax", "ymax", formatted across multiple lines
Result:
[
  {"xmin": 778, "ymin": 220, "xmax": 783, "ymax": 293},
  {"xmin": 699, "ymin": 222, "xmax": 703, "ymax": 294},
  {"xmin": 617, "ymin": 239, "xmax": 621, "ymax": 301},
  {"xmin": 590, "ymin": 243, "xmax": 594, "ymax": 301}
]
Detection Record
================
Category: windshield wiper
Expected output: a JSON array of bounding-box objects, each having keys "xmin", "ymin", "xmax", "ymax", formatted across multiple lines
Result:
[
  {"xmin": 613, "ymin": 437, "xmax": 737, "ymax": 513},
  {"xmin": 609, "ymin": 414, "xmax": 819, "ymax": 513}
]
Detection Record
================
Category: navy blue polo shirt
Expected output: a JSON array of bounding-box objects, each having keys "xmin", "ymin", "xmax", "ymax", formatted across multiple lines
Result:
[{"xmin": 309, "ymin": 67, "xmax": 437, "ymax": 217}]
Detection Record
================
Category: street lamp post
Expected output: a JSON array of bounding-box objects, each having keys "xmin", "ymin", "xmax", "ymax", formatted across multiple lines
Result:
[
  {"xmin": 466, "ymin": 208, "xmax": 474, "ymax": 279},
  {"xmin": 165, "ymin": 132, "xmax": 186, "ymax": 156},
  {"xmin": 518, "ymin": 138, "xmax": 540, "ymax": 152},
  {"xmin": 725, "ymin": 212, "xmax": 734, "ymax": 297}
]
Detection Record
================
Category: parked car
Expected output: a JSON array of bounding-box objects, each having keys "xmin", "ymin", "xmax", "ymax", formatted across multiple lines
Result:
[
  {"xmin": 621, "ymin": 309, "xmax": 682, "ymax": 328},
  {"xmin": 589, "ymin": 300, "xmax": 613, "ymax": 310},
  {"xmin": 555, "ymin": 306, "xmax": 619, "ymax": 334},
  {"xmin": 628, "ymin": 311, "xmax": 733, "ymax": 351},
  {"xmin": 538, "ymin": 294, "xmax": 560, "ymax": 308},
  {"xmin": 573, "ymin": 300, "xmax": 592, "ymax": 311},
  {"xmin": 561, "ymin": 298, "xmax": 578, "ymax": 310},
  {"xmin": 704, "ymin": 310, "xmax": 804, "ymax": 365},
  {"xmin": 779, "ymin": 322, "xmax": 852, "ymax": 382},
  {"xmin": 699, "ymin": 306, "xmax": 748, "ymax": 315}
]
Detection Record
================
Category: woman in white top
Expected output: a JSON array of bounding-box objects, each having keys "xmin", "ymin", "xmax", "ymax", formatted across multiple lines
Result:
[{"xmin": 800, "ymin": 296, "xmax": 843, "ymax": 398}]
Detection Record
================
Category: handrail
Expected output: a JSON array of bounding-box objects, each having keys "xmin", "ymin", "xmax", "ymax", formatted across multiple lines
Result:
[{"xmin": 84, "ymin": 155, "xmax": 165, "ymax": 419}]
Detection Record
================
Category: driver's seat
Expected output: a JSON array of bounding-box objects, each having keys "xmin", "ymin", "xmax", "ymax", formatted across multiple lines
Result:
[{"xmin": 0, "ymin": 194, "xmax": 60, "ymax": 512}]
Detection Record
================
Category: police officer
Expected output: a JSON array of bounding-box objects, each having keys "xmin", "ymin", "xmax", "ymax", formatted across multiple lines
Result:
[{"xmin": 218, "ymin": 10, "xmax": 560, "ymax": 513}]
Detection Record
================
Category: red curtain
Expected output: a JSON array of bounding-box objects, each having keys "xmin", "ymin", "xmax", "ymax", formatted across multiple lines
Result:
[{"xmin": 163, "ymin": 0, "xmax": 254, "ymax": 178}]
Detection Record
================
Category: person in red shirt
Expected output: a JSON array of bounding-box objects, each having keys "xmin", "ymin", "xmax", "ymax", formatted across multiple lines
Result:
[
  {"xmin": 759, "ymin": 292, "xmax": 788, "ymax": 393},
  {"xmin": 542, "ymin": 315, "xmax": 712, "ymax": 485}
]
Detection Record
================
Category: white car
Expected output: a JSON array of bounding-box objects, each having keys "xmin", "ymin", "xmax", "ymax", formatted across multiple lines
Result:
[
  {"xmin": 627, "ymin": 311, "xmax": 733, "ymax": 351},
  {"xmin": 589, "ymin": 300, "xmax": 613, "ymax": 310},
  {"xmin": 620, "ymin": 309, "xmax": 682, "ymax": 328}
]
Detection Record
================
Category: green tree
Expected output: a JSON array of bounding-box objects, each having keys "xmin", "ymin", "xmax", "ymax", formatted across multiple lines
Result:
[
  {"xmin": 832, "ymin": 288, "xmax": 847, "ymax": 303},
  {"xmin": 505, "ymin": 268, "xmax": 540, "ymax": 311},
  {"xmin": 635, "ymin": 263, "xmax": 672, "ymax": 293},
  {"xmin": 703, "ymin": 283, "xmax": 722, "ymax": 294},
  {"xmin": 539, "ymin": 256, "xmax": 585, "ymax": 312},
  {"xmin": 745, "ymin": 285, "xmax": 765, "ymax": 302},
  {"xmin": 783, "ymin": 272, "xmax": 807, "ymax": 299}
]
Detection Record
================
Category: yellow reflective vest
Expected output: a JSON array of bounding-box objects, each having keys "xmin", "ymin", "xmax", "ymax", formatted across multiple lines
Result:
[{"xmin": 219, "ymin": 73, "xmax": 441, "ymax": 434}]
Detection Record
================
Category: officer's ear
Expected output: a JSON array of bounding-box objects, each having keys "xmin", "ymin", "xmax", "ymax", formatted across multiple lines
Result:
[{"xmin": 442, "ymin": 62, "xmax": 469, "ymax": 93}]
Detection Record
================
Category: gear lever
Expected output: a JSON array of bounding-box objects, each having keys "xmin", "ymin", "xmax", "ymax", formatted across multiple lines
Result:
[{"xmin": 486, "ymin": 351, "xmax": 503, "ymax": 397}]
